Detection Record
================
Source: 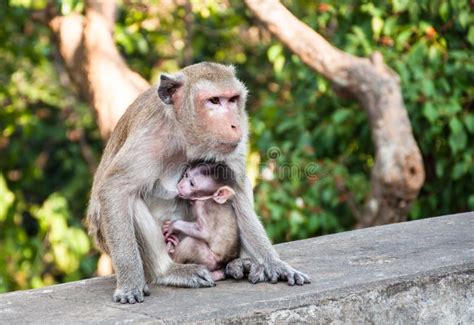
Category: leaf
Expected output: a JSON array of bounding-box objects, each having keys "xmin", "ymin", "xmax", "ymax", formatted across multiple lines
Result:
[
  {"xmin": 463, "ymin": 114, "xmax": 474, "ymax": 134},
  {"xmin": 396, "ymin": 29, "xmax": 412, "ymax": 48},
  {"xmin": 289, "ymin": 210, "xmax": 304, "ymax": 226},
  {"xmin": 0, "ymin": 174, "xmax": 14, "ymax": 222},
  {"xmin": 451, "ymin": 162, "xmax": 466, "ymax": 180},
  {"xmin": 448, "ymin": 126, "xmax": 467, "ymax": 154},
  {"xmin": 421, "ymin": 79, "xmax": 435, "ymax": 97},
  {"xmin": 458, "ymin": 11, "xmax": 470, "ymax": 29},
  {"xmin": 435, "ymin": 160, "xmax": 444, "ymax": 177},
  {"xmin": 67, "ymin": 228, "xmax": 90, "ymax": 255},
  {"xmin": 469, "ymin": 195, "xmax": 474, "ymax": 210},
  {"xmin": 449, "ymin": 117, "xmax": 463, "ymax": 133},
  {"xmin": 332, "ymin": 109, "xmax": 352, "ymax": 124},
  {"xmin": 371, "ymin": 16, "xmax": 384, "ymax": 39},
  {"xmin": 468, "ymin": 26, "xmax": 474, "ymax": 46},
  {"xmin": 267, "ymin": 44, "xmax": 282, "ymax": 62},
  {"xmin": 445, "ymin": 99, "xmax": 462, "ymax": 116},
  {"xmin": 273, "ymin": 55, "xmax": 285, "ymax": 74},
  {"xmin": 383, "ymin": 17, "xmax": 398, "ymax": 36},
  {"xmin": 438, "ymin": 2, "xmax": 449, "ymax": 22},
  {"xmin": 351, "ymin": 26, "xmax": 372, "ymax": 54},
  {"xmin": 422, "ymin": 102, "xmax": 437, "ymax": 122},
  {"xmin": 393, "ymin": 0, "xmax": 410, "ymax": 13}
]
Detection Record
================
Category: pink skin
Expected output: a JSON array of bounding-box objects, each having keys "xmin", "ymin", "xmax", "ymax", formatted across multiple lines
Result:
[
  {"xmin": 177, "ymin": 168, "xmax": 216, "ymax": 200},
  {"xmin": 163, "ymin": 218, "xmax": 224, "ymax": 281},
  {"xmin": 198, "ymin": 92, "xmax": 243, "ymax": 149},
  {"xmin": 163, "ymin": 172, "xmax": 235, "ymax": 281},
  {"xmin": 164, "ymin": 231, "xmax": 179, "ymax": 255},
  {"xmin": 176, "ymin": 90, "xmax": 242, "ymax": 154}
]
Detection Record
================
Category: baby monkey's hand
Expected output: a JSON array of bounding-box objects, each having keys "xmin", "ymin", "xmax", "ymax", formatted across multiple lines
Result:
[
  {"xmin": 162, "ymin": 220, "xmax": 176, "ymax": 239},
  {"xmin": 162, "ymin": 221, "xmax": 179, "ymax": 255}
]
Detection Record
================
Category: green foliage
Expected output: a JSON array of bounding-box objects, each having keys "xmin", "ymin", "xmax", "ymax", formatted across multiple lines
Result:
[
  {"xmin": 0, "ymin": 0, "xmax": 472, "ymax": 292},
  {"xmin": 0, "ymin": 1, "xmax": 100, "ymax": 292}
]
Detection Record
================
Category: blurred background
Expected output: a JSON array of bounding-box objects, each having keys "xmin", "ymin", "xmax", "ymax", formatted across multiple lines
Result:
[{"xmin": 0, "ymin": 0, "xmax": 472, "ymax": 293}]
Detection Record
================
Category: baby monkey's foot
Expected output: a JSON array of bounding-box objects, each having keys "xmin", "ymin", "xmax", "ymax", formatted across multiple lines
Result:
[{"xmin": 165, "ymin": 234, "xmax": 179, "ymax": 255}]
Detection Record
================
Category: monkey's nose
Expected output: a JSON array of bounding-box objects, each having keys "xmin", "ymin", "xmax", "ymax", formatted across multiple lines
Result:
[
  {"xmin": 230, "ymin": 124, "xmax": 240, "ymax": 132},
  {"xmin": 231, "ymin": 124, "xmax": 242, "ymax": 139}
]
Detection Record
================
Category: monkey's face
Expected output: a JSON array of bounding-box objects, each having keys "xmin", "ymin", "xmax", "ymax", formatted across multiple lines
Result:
[
  {"xmin": 158, "ymin": 63, "xmax": 248, "ymax": 155},
  {"xmin": 193, "ymin": 89, "xmax": 243, "ymax": 153},
  {"xmin": 177, "ymin": 168, "xmax": 217, "ymax": 199}
]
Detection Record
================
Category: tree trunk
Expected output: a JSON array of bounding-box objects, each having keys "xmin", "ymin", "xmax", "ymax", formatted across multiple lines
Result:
[
  {"xmin": 47, "ymin": 0, "xmax": 151, "ymax": 275},
  {"xmin": 244, "ymin": 0, "xmax": 425, "ymax": 227},
  {"xmin": 48, "ymin": 0, "xmax": 149, "ymax": 139}
]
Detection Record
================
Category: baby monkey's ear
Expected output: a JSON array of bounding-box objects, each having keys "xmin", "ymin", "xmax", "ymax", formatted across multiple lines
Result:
[{"xmin": 213, "ymin": 186, "xmax": 236, "ymax": 204}]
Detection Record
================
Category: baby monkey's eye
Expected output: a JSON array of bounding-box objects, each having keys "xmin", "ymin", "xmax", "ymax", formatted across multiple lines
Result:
[
  {"xmin": 190, "ymin": 180, "xmax": 195, "ymax": 187},
  {"xmin": 229, "ymin": 95, "xmax": 239, "ymax": 103},
  {"xmin": 208, "ymin": 97, "xmax": 220, "ymax": 105}
]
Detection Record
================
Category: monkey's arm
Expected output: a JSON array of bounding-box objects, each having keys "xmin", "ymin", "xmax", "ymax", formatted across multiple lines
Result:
[
  {"xmin": 95, "ymin": 135, "xmax": 216, "ymax": 303},
  {"xmin": 163, "ymin": 220, "xmax": 209, "ymax": 242},
  {"xmin": 232, "ymin": 176, "xmax": 311, "ymax": 286},
  {"xmin": 98, "ymin": 171, "xmax": 151, "ymax": 304}
]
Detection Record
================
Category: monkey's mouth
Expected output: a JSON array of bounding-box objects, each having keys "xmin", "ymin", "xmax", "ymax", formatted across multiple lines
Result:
[{"xmin": 217, "ymin": 141, "xmax": 239, "ymax": 153}]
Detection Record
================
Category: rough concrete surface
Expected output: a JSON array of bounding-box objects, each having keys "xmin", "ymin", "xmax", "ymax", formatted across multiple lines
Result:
[{"xmin": 0, "ymin": 212, "xmax": 473, "ymax": 324}]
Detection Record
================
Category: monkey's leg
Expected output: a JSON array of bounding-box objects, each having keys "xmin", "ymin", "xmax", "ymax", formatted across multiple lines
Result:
[
  {"xmin": 232, "ymin": 177, "xmax": 311, "ymax": 286},
  {"xmin": 133, "ymin": 200, "xmax": 215, "ymax": 288},
  {"xmin": 172, "ymin": 237, "xmax": 220, "ymax": 272}
]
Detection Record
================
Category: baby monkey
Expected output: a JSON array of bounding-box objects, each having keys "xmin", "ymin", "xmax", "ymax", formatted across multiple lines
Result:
[{"xmin": 163, "ymin": 163, "xmax": 240, "ymax": 281}]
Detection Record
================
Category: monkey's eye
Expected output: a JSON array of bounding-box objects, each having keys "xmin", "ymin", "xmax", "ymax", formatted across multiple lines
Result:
[
  {"xmin": 208, "ymin": 97, "xmax": 220, "ymax": 105},
  {"xmin": 229, "ymin": 95, "xmax": 239, "ymax": 103},
  {"xmin": 190, "ymin": 180, "xmax": 195, "ymax": 187}
]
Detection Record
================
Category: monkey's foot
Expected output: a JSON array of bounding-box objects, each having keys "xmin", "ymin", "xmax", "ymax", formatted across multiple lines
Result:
[
  {"xmin": 211, "ymin": 269, "xmax": 226, "ymax": 281},
  {"xmin": 165, "ymin": 234, "xmax": 179, "ymax": 255},
  {"xmin": 225, "ymin": 258, "xmax": 254, "ymax": 279},
  {"xmin": 259, "ymin": 259, "xmax": 311, "ymax": 286},
  {"xmin": 113, "ymin": 283, "xmax": 150, "ymax": 304},
  {"xmin": 155, "ymin": 263, "xmax": 215, "ymax": 288}
]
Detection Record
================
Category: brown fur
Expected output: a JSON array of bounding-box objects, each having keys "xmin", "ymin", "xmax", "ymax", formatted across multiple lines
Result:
[
  {"xmin": 164, "ymin": 164, "xmax": 240, "ymax": 279},
  {"xmin": 170, "ymin": 201, "xmax": 240, "ymax": 271},
  {"xmin": 87, "ymin": 62, "xmax": 309, "ymax": 304}
]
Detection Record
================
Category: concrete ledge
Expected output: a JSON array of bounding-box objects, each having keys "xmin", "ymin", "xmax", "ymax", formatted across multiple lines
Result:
[{"xmin": 1, "ymin": 212, "xmax": 473, "ymax": 324}]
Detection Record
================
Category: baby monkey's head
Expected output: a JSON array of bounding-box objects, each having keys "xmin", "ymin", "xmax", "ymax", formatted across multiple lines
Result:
[{"xmin": 177, "ymin": 162, "xmax": 235, "ymax": 204}]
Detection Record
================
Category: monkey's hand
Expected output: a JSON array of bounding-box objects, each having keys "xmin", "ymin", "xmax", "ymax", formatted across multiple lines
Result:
[
  {"xmin": 162, "ymin": 220, "xmax": 175, "ymax": 239},
  {"xmin": 155, "ymin": 263, "xmax": 215, "ymax": 288},
  {"xmin": 113, "ymin": 282, "xmax": 150, "ymax": 304},
  {"xmin": 259, "ymin": 259, "xmax": 311, "ymax": 286}
]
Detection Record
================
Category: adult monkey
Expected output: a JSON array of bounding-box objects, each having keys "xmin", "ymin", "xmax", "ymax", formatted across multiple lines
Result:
[{"xmin": 87, "ymin": 62, "xmax": 310, "ymax": 304}]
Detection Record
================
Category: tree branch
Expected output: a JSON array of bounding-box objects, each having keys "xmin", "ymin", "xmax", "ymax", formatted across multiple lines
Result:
[
  {"xmin": 48, "ymin": 1, "xmax": 150, "ymax": 139},
  {"xmin": 245, "ymin": 0, "xmax": 425, "ymax": 226}
]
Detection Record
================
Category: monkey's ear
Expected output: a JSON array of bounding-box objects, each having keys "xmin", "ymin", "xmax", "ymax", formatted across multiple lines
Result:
[
  {"xmin": 213, "ymin": 186, "xmax": 235, "ymax": 204},
  {"xmin": 158, "ymin": 74, "xmax": 183, "ymax": 105}
]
